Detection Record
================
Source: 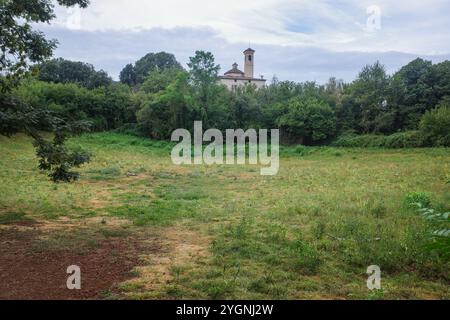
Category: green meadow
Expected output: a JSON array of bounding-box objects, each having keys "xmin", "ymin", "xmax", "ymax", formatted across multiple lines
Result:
[{"xmin": 0, "ymin": 133, "xmax": 449, "ymax": 299}]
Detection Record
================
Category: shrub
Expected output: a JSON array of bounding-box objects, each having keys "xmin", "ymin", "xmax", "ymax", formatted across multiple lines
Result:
[
  {"xmin": 14, "ymin": 79, "xmax": 136, "ymax": 132},
  {"xmin": 333, "ymin": 131, "xmax": 424, "ymax": 148},
  {"xmin": 416, "ymin": 206, "xmax": 450, "ymax": 261},
  {"xmin": 332, "ymin": 134, "xmax": 386, "ymax": 148},
  {"xmin": 384, "ymin": 131, "xmax": 423, "ymax": 148},
  {"xmin": 419, "ymin": 104, "xmax": 450, "ymax": 147},
  {"xmin": 277, "ymin": 97, "xmax": 336, "ymax": 145},
  {"xmin": 404, "ymin": 192, "xmax": 432, "ymax": 209}
]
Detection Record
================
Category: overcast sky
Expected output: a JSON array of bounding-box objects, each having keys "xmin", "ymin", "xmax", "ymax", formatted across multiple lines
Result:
[{"xmin": 37, "ymin": 0, "xmax": 450, "ymax": 83}]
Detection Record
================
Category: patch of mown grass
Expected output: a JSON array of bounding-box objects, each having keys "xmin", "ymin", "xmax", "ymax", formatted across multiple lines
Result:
[
  {"xmin": 107, "ymin": 178, "xmax": 220, "ymax": 226},
  {"xmin": 86, "ymin": 166, "xmax": 122, "ymax": 180},
  {"xmin": 107, "ymin": 199, "xmax": 191, "ymax": 226},
  {"xmin": 74, "ymin": 132, "xmax": 175, "ymax": 157}
]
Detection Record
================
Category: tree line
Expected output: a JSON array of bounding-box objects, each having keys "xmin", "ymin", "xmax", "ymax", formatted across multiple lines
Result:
[{"xmin": 12, "ymin": 52, "xmax": 450, "ymax": 148}]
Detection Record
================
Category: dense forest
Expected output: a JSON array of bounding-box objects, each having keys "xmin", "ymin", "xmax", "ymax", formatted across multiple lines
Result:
[{"xmin": 7, "ymin": 52, "xmax": 449, "ymax": 149}]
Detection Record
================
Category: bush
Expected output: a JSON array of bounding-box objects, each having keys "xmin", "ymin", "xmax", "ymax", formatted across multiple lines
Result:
[
  {"xmin": 419, "ymin": 104, "xmax": 450, "ymax": 147},
  {"xmin": 384, "ymin": 131, "xmax": 423, "ymax": 148},
  {"xmin": 332, "ymin": 134, "xmax": 387, "ymax": 148},
  {"xmin": 14, "ymin": 79, "xmax": 136, "ymax": 131},
  {"xmin": 277, "ymin": 97, "xmax": 336, "ymax": 145},
  {"xmin": 416, "ymin": 206, "xmax": 450, "ymax": 261},
  {"xmin": 404, "ymin": 192, "xmax": 432, "ymax": 209},
  {"xmin": 332, "ymin": 131, "xmax": 424, "ymax": 148}
]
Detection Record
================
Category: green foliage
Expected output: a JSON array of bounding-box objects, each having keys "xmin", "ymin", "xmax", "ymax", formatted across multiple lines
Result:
[
  {"xmin": 0, "ymin": 0, "xmax": 84, "ymax": 88},
  {"xmin": 137, "ymin": 71, "xmax": 193, "ymax": 139},
  {"xmin": 333, "ymin": 131, "xmax": 424, "ymax": 148},
  {"xmin": 33, "ymin": 121, "xmax": 91, "ymax": 182},
  {"xmin": 14, "ymin": 79, "xmax": 137, "ymax": 131},
  {"xmin": 384, "ymin": 131, "xmax": 424, "ymax": 148},
  {"xmin": 37, "ymin": 58, "xmax": 111, "ymax": 89},
  {"xmin": 120, "ymin": 52, "xmax": 183, "ymax": 86},
  {"xmin": 227, "ymin": 85, "xmax": 261, "ymax": 129},
  {"xmin": 404, "ymin": 192, "xmax": 432, "ymax": 208},
  {"xmin": 187, "ymin": 50, "xmax": 221, "ymax": 125},
  {"xmin": 419, "ymin": 104, "xmax": 450, "ymax": 147},
  {"xmin": 348, "ymin": 62, "xmax": 391, "ymax": 134},
  {"xmin": 0, "ymin": 0, "xmax": 92, "ymax": 183},
  {"xmin": 415, "ymin": 206, "xmax": 450, "ymax": 260},
  {"xmin": 119, "ymin": 63, "xmax": 137, "ymax": 86},
  {"xmin": 277, "ymin": 97, "xmax": 336, "ymax": 144},
  {"xmin": 140, "ymin": 68, "xmax": 183, "ymax": 94}
]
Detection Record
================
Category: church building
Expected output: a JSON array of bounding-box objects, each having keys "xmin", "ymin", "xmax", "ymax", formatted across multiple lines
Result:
[{"xmin": 218, "ymin": 48, "xmax": 266, "ymax": 90}]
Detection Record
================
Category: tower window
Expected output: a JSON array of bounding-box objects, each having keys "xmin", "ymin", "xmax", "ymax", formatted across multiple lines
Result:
[{"xmin": 248, "ymin": 55, "xmax": 252, "ymax": 62}]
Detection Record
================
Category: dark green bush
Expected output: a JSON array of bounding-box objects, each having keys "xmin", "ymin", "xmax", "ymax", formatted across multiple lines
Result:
[
  {"xmin": 384, "ymin": 131, "xmax": 424, "ymax": 148},
  {"xmin": 332, "ymin": 134, "xmax": 387, "ymax": 148},
  {"xmin": 404, "ymin": 192, "xmax": 432, "ymax": 208},
  {"xmin": 419, "ymin": 105, "xmax": 450, "ymax": 147},
  {"xmin": 333, "ymin": 131, "xmax": 425, "ymax": 148},
  {"xmin": 14, "ymin": 79, "xmax": 137, "ymax": 132}
]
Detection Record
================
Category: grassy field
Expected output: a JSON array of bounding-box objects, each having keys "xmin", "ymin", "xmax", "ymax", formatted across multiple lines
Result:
[{"xmin": 0, "ymin": 132, "xmax": 449, "ymax": 299}]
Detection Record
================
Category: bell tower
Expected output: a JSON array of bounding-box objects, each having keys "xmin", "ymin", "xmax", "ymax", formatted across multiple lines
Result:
[{"xmin": 244, "ymin": 48, "xmax": 255, "ymax": 78}]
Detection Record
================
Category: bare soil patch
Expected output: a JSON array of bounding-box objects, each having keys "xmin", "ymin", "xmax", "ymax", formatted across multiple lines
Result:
[{"xmin": 0, "ymin": 226, "xmax": 160, "ymax": 300}]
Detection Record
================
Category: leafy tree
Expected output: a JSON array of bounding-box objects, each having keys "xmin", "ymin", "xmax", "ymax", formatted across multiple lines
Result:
[
  {"xmin": 132, "ymin": 52, "xmax": 182, "ymax": 85},
  {"xmin": 228, "ymin": 85, "xmax": 261, "ymax": 129},
  {"xmin": 140, "ymin": 68, "xmax": 182, "ymax": 94},
  {"xmin": 347, "ymin": 62, "xmax": 392, "ymax": 133},
  {"xmin": 34, "ymin": 120, "xmax": 91, "ymax": 182},
  {"xmin": 15, "ymin": 79, "xmax": 137, "ymax": 131},
  {"xmin": 277, "ymin": 97, "xmax": 336, "ymax": 145},
  {"xmin": 137, "ymin": 71, "xmax": 193, "ymax": 139},
  {"xmin": 187, "ymin": 51, "xmax": 220, "ymax": 126},
  {"xmin": 392, "ymin": 58, "xmax": 433, "ymax": 129},
  {"xmin": 119, "ymin": 63, "xmax": 137, "ymax": 87},
  {"xmin": 425, "ymin": 61, "xmax": 450, "ymax": 106},
  {"xmin": 419, "ymin": 104, "xmax": 450, "ymax": 147},
  {"xmin": 0, "ymin": 0, "xmax": 91, "ymax": 182},
  {"xmin": 37, "ymin": 58, "xmax": 112, "ymax": 88}
]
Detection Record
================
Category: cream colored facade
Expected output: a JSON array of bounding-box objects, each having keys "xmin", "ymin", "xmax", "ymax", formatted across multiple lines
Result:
[{"xmin": 218, "ymin": 48, "xmax": 266, "ymax": 90}]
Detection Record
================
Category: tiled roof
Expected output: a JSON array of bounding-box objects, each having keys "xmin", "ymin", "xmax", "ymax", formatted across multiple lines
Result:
[{"xmin": 224, "ymin": 64, "xmax": 245, "ymax": 76}]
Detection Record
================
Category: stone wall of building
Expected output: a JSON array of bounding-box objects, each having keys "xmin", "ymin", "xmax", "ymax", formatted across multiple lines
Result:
[{"xmin": 219, "ymin": 78, "xmax": 266, "ymax": 90}]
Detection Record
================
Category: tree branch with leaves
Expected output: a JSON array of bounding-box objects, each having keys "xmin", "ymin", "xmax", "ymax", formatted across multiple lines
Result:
[{"xmin": 0, "ymin": 0, "xmax": 91, "ymax": 182}]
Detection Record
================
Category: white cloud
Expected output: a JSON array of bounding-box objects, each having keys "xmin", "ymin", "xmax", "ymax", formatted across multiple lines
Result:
[
  {"xmin": 40, "ymin": 26, "xmax": 450, "ymax": 84},
  {"xmin": 38, "ymin": 1, "xmax": 450, "ymax": 82},
  {"xmin": 48, "ymin": 0, "xmax": 450, "ymax": 55}
]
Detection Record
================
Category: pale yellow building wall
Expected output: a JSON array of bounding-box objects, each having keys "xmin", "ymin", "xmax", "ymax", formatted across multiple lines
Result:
[{"xmin": 219, "ymin": 78, "xmax": 266, "ymax": 90}]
